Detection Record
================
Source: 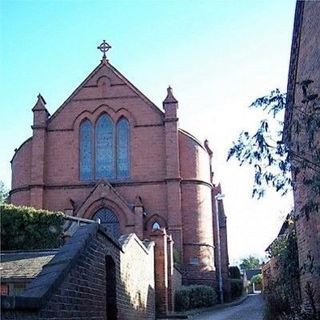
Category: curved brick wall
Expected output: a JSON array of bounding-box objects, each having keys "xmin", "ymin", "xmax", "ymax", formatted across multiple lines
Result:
[
  {"xmin": 11, "ymin": 139, "xmax": 32, "ymax": 190},
  {"xmin": 181, "ymin": 183, "xmax": 215, "ymax": 272},
  {"xmin": 179, "ymin": 131, "xmax": 211, "ymax": 183}
]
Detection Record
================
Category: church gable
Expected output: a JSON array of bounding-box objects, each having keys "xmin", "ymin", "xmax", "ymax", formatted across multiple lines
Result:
[{"xmin": 48, "ymin": 60, "xmax": 164, "ymax": 130}]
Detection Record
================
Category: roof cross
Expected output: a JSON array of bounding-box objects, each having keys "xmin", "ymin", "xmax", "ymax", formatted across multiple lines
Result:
[{"xmin": 97, "ymin": 40, "xmax": 111, "ymax": 59}]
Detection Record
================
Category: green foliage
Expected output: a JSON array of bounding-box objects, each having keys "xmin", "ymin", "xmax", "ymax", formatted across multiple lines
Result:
[
  {"xmin": 263, "ymin": 289, "xmax": 292, "ymax": 320},
  {"xmin": 251, "ymin": 274, "xmax": 262, "ymax": 285},
  {"xmin": 175, "ymin": 285, "xmax": 217, "ymax": 311},
  {"xmin": 239, "ymin": 255, "xmax": 261, "ymax": 271},
  {"xmin": 227, "ymin": 81, "xmax": 320, "ymax": 216},
  {"xmin": 267, "ymin": 228, "xmax": 300, "ymax": 290},
  {"xmin": 264, "ymin": 222, "xmax": 303, "ymax": 320},
  {"xmin": 0, "ymin": 181, "xmax": 9, "ymax": 204},
  {"xmin": 227, "ymin": 89, "xmax": 290, "ymax": 198},
  {"xmin": 229, "ymin": 266, "xmax": 241, "ymax": 279},
  {"xmin": 264, "ymin": 282, "xmax": 320, "ymax": 320},
  {"xmin": 229, "ymin": 279, "xmax": 243, "ymax": 299},
  {"xmin": 1, "ymin": 203, "xmax": 65, "ymax": 250}
]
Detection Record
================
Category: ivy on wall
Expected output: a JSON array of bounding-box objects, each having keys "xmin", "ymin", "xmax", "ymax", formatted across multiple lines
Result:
[{"xmin": 0, "ymin": 204, "xmax": 65, "ymax": 250}]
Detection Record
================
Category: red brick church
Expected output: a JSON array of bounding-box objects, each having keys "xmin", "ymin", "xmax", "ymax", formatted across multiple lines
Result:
[{"xmin": 9, "ymin": 42, "xmax": 230, "ymax": 296}]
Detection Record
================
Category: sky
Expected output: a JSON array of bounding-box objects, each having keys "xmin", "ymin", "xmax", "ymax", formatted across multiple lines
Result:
[{"xmin": 0, "ymin": 0, "xmax": 296, "ymax": 264}]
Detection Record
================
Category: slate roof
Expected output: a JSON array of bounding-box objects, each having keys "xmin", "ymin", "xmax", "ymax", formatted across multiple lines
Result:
[
  {"xmin": 245, "ymin": 269, "xmax": 261, "ymax": 281},
  {"xmin": 1, "ymin": 250, "xmax": 58, "ymax": 281}
]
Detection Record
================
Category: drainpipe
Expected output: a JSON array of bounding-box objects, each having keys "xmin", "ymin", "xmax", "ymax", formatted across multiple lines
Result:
[{"xmin": 215, "ymin": 193, "xmax": 224, "ymax": 304}]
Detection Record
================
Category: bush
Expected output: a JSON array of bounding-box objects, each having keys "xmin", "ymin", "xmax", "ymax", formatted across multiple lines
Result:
[
  {"xmin": 229, "ymin": 266, "xmax": 241, "ymax": 279},
  {"xmin": 175, "ymin": 285, "xmax": 217, "ymax": 311},
  {"xmin": 175, "ymin": 287, "xmax": 190, "ymax": 311},
  {"xmin": 251, "ymin": 274, "xmax": 262, "ymax": 285},
  {"xmin": 1, "ymin": 204, "xmax": 64, "ymax": 250},
  {"xmin": 263, "ymin": 290, "xmax": 292, "ymax": 320},
  {"xmin": 229, "ymin": 279, "xmax": 243, "ymax": 299}
]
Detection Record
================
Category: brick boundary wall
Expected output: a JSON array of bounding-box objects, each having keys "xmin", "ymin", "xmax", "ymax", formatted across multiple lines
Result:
[{"xmin": 1, "ymin": 224, "xmax": 156, "ymax": 320}]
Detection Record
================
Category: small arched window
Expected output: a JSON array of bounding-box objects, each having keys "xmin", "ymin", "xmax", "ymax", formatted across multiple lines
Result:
[
  {"xmin": 95, "ymin": 114, "xmax": 114, "ymax": 179},
  {"xmin": 116, "ymin": 118, "xmax": 129, "ymax": 179},
  {"xmin": 152, "ymin": 221, "xmax": 161, "ymax": 231},
  {"xmin": 93, "ymin": 208, "xmax": 121, "ymax": 239},
  {"xmin": 79, "ymin": 120, "xmax": 93, "ymax": 180}
]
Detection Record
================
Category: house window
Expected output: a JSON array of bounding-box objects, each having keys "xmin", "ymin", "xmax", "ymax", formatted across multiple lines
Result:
[
  {"xmin": 79, "ymin": 114, "xmax": 130, "ymax": 181},
  {"xmin": 93, "ymin": 208, "xmax": 121, "ymax": 239}
]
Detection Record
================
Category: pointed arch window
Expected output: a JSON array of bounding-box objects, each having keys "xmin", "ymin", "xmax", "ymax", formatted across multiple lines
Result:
[
  {"xmin": 152, "ymin": 221, "xmax": 161, "ymax": 231},
  {"xmin": 79, "ymin": 114, "xmax": 130, "ymax": 181},
  {"xmin": 93, "ymin": 208, "xmax": 121, "ymax": 239},
  {"xmin": 79, "ymin": 119, "xmax": 93, "ymax": 180},
  {"xmin": 116, "ymin": 118, "xmax": 129, "ymax": 179},
  {"xmin": 95, "ymin": 114, "xmax": 114, "ymax": 179}
]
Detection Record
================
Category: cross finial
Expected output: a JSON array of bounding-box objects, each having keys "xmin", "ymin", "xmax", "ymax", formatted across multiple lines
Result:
[{"xmin": 97, "ymin": 40, "xmax": 111, "ymax": 60}]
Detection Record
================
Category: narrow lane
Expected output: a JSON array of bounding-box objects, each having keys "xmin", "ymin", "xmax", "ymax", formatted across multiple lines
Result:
[{"xmin": 192, "ymin": 294, "xmax": 265, "ymax": 320}]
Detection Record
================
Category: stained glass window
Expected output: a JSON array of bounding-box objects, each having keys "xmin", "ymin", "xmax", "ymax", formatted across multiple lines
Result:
[
  {"xmin": 79, "ymin": 120, "xmax": 93, "ymax": 180},
  {"xmin": 116, "ymin": 118, "xmax": 129, "ymax": 179},
  {"xmin": 95, "ymin": 114, "xmax": 114, "ymax": 179},
  {"xmin": 93, "ymin": 208, "xmax": 121, "ymax": 238}
]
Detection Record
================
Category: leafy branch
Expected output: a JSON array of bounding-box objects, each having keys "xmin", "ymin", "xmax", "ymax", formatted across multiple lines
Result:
[{"xmin": 227, "ymin": 80, "xmax": 320, "ymax": 218}]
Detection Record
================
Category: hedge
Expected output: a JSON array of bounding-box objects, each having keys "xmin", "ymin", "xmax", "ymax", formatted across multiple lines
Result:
[
  {"xmin": 229, "ymin": 279, "xmax": 244, "ymax": 299},
  {"xmin": 0, "ymin": 204, "xmax": 65, "ymax": 250},
  {"xmin": 175, "ymin": 285, "xmax": 217, "ymax": 311}
]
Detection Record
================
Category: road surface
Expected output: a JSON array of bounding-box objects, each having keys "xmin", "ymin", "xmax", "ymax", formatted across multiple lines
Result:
[{"xmin": 192, "ymin": 294, "xmax": 265, "ymax": 320}]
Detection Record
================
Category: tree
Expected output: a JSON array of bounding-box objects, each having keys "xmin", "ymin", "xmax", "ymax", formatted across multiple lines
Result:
[
  {"xmin": 227, "ymin": 81, "xmax": 320, "ymax": 218},
  {"xmin": 239, "ymin": 255, "xmax": 260, "ymax": 271},
  {"xmin": 0, "ymin": 181, "xmax": 9, "ymax": 204}
]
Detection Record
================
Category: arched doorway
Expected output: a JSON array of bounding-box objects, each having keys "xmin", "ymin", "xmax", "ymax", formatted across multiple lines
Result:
[
  {"xmin": 105, "ymin": 255, "xmax": 117, "ymax": 320},
  {"xmin": 93, "ymin": 208, "xmax": 121, "ymax": 239}
]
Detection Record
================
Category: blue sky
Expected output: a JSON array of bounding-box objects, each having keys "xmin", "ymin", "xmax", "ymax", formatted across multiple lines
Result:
[{"xmin": 0, "ymin": 0, "xmax": 296, "ymax": 263}]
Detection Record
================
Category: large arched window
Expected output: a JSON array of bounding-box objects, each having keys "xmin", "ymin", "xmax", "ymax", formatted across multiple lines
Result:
[
  {"xmin": 95, "ymin": 114, "xmax": 114, "ymax": 179},
  {"xmin": 79, "ymin": 114, "xmax": 130, "ymax": 181},
  {"xmin": 93, "ymin": 208, "xmax": 121, "ymax": 239},
  {"xmin": 79, "ymin": 119, "xmax": 93, "ymax": 180},
  {"xmin": 116, "ymin": 118, "xmax": 129, "ymax": 179}
]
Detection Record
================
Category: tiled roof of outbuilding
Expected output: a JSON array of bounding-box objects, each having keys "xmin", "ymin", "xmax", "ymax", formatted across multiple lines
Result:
[{"xmin": 0, "ymin": 250, "xmax": 58, "ymax": 281}]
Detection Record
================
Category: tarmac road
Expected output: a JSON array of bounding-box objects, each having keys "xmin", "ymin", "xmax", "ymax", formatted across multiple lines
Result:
[{"xmin": 192, "ymin": 294, "xmax": 265, "ymax": 320}]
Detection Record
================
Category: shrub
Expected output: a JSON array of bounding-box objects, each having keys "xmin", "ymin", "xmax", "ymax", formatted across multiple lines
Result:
[
  {"xmin": 263, "ymin": 290, "xmax": 292, "ymax": 320},
  {"xmin": 229, "ymin": 279, "xmax": 243, "ymax": 299},
  {"xmin": 175, "ymin": 287, "xmax": 190, "ymax": 311},
  {"xmin": 1, "ymin": 203, "xmax": 64, "ymax": 250},
  {"xmin": 251, "ymin": 274, "xmax": 262, "ymax": 285},
  {"xmin": 175, "ymin": 285, "xmax": 217, "ymax": 311}
]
